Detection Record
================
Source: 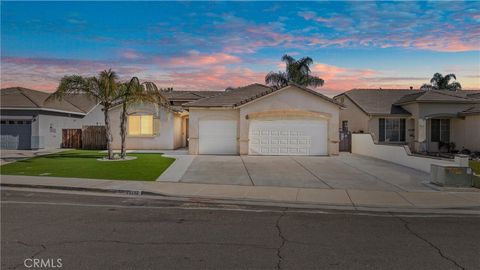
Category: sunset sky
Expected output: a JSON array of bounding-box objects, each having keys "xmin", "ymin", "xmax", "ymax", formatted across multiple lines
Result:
[{"xmin": 1, "ymin": 1, "xmax": 479, "ymax": 96}]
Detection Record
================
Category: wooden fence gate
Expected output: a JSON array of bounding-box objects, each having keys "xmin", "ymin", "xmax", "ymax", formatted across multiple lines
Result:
[
  {"xmin": 61, "ymin": 126, "xmax": 106, "ymax": 149},
  {"xmin": 82, "ymin": 126, "xmax": 107, "ymax": 150},
  {"xmin": 62, "ymin": 129, "xmax": 82, "ymax": 148},
  {"xmin": 339, "ymin": 131, "xmax": 351, "ymax": 152}
]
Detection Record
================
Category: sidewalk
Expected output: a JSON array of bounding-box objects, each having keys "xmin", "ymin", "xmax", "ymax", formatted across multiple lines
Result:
[{"xmin": 2, "ymin": 175, "xmax": 480, "ymax": 213}]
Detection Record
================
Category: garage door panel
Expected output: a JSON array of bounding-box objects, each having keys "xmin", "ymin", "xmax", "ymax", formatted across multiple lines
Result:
[
  {"xmin": 249, "ymin": 120, "xmax": 327, "ymax": 156},
  {"xmin": 199, "ymin": 120, "xmax": 237, "ymax": 155},
  {"xmin": 1, "ymin": 120, "xmax": 32, "ymax": 150}
]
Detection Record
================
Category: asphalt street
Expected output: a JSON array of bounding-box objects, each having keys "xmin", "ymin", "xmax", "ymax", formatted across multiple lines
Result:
[{"xmin": 1, "ymin": 188, "xmax": 479, "ymax": 270}]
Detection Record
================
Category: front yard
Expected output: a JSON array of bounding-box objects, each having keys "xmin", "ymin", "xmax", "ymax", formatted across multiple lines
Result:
[{"xmin": 0, "ymin": 150, "xmax": 175, "ymax": 181}]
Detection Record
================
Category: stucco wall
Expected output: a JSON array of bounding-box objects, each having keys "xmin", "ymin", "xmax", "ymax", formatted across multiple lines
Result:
[
  {"xmin": 36, "ymin": 105, "xmax": 104, "ymax": 149},
  {"xmin": 173, "ymin": 116, "xmax": 183, "ymax": 149},
  {"xmin": 110, "ymin": 103, "xmax": 178, "ymax": 150},
  {"xmin": 239, "ymin": 85, "xmax": 341, "ymax": 155},
  {"xmin": 451, "ymin": 115, "xmax": 480, "ymax": 152},
  {"xmin": 416, "ymin": 103, "xmax": 473, "ymax": 118},
  {"xmin": 336, "ymin": 95, "xmax": 369, "ymax": 133},
  {"xmin": 352, "ymin": 133, "xmax": 463, "ymax": 173},
  {"xmin": 187, "ymin": 108, "xmax": 240, "ymax": 154}
]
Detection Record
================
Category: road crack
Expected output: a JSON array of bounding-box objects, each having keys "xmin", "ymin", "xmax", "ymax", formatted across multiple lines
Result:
[
  {"xmin": 275, "ymin": 209, "xmax": 287, "ymax": 270},
  {"xmin": 397, "ymin": 216, "xmax": 465, "ymax": 270},
  {"xmin": 12, "ymin": 241, "xmax": 46, "ymax": 270}
]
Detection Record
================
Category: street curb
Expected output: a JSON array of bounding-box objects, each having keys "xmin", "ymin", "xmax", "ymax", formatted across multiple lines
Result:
[{"xmin": 3, "ymin": 183, "xmax": 480, "ymax": 215}]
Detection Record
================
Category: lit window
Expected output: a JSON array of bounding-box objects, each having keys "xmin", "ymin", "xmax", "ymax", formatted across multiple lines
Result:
[{"xmin": 128, "ymin": 115, "xmax": 154, "ymax": 135}]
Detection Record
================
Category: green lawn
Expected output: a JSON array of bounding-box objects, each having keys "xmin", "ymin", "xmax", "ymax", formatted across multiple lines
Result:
[
  {"xmin": 0, "ymin": 150, "xmax": 175, "ymax": 181},
  {"xmin": 470, "ymin": 160, "xmax": 480, "ymax": 175}
]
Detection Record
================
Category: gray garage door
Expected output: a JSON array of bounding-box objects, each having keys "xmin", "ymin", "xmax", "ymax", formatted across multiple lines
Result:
[{"xmin": 1, "ymin": 120, "xmax": 32, "ymax": 149}]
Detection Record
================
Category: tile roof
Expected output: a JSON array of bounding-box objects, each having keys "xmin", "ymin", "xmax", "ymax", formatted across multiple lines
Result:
[
  {"xmin": 394, "ymin": 90, "xmax": 478, "ymax": 104},
  {"xmin": 459, "ymin": 105, "xmax": 480, "ymax": 116},
  {"xmin": 340, "ymin": 89, "xmax": 418, "ymax": 115},
  {"xmin": 1, "ymin": 87, "xmax": 98, "ymax": 114},
  {"xmin": 184, "ymin": 83, "xmax": 342, "ymax": 108},
  {"xmin": 163, "ymin": 90, "xmax": 223, "ymax": 101}
]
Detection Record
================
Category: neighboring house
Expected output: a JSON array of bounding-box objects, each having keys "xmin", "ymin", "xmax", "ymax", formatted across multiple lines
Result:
[
  {"xmin": 109, "ymin": 90, "xmax": 222, "ymax": 150},
  {"xmin": 334, "ymin": 89, "xmax": 480, "ymax": 153},
  {"xmin": 0, "ymin": 87, "xmax": 103, "ymax": 149},
  {"xmin": 184, "ymin": 83, "xmax": 343, "ymax": 156}
]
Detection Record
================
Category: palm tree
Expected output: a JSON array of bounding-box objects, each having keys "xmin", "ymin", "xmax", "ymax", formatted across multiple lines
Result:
[
  {"xmin": 265, "ymin": 55, "xmax": 324, "ymax": 88},
  {"xmin": 51, "ymin": 69, "xmax": 121, "ymax": 159},
  {"xmin": 421, "ymin": 73, "xmax": 462, "ymax": 91},
  {"xmin": 116, "ymin": 78, "xmax": 169, "ymax": 158}
]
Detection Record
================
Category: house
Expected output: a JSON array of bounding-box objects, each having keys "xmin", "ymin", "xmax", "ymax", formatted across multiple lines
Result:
[
  {"xmin": 334, "ymin": 89, "xmax": 480, "ymax": 153},
  {"xmin": 109, "ymin": 90, "xmax": 222, "ymax": 150},
  {"xmin": 0, "ymin": 87, "xmax": 103, "ymax": 149},
  {"xmin": 1, "ymin": 84, "xmax": 343, "ymax": 156},
  {"xmin": 183, "ymin": 83, "xmax": 343, "ymax": 155},
  {"xmin": 108, "ymin": 83, "xmax": 342, "ymax": 155}
]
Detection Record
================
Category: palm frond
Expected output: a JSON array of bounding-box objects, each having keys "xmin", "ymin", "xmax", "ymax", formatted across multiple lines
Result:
[
  {"xmin": 447, "ymin": 81, "xmax": 461, "ymax": 91},
  {"xmin": 281, "ymin": 54, "xmax": 295, "ymax": 66},
  {"xmin": 304, "ymin": 76, "xmax": 324, "ymax": 87},
  {"xmin": 265, "ymin": 71, "xmax": 288, "ymax": 87}
]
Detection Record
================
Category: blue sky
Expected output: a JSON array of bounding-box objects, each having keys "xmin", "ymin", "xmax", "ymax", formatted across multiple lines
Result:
[{"xmin": 1, "ymin": 1, "xmax": 479, "ymax": 95}]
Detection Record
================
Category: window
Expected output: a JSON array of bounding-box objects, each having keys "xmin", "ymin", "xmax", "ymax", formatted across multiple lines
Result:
[
  {"xmin": 379, "ymin": 118, "xmax": 406, "ymax": 142},
  {"xmin": 431, "ymin": 119, "xmax": 450, "ymax": 142},
  {"xmin": 342, "ymin": 121, "xmax": 348, "ymax": 132},
  {"xmin": 128, "ymin": 115, "xmax": 154, "ymax": 136}
]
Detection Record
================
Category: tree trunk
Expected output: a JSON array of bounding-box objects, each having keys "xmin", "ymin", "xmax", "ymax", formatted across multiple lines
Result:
[
  {"xmin": 120, "ymin": 103, "xmax": 127, "ymax": 159},
  {"xmin": 104, "ymin": 106, "xmax": 114, "ymax": 159}
]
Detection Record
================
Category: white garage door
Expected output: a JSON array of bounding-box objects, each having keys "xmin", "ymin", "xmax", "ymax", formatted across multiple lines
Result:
[
  {"xmin": 249, "ymin": 120, "xmax": 328, "ymax": 156},
  {"xmin": 199, "ymin": 120, "xmax": 237, "ymax": 154}
]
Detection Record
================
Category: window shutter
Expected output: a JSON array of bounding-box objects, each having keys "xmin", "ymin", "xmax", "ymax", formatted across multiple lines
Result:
[
  {"xmin": 400, "ymin": 119, "xmax": 406, "ymax": 141},
  {"xmin": 379, "ymin": 118, "xmax": 385, "ymax": 142}
]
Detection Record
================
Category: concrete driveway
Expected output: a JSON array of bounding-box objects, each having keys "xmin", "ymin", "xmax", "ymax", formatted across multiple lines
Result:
[{"xmin": 179, "ymin": 153, "xmax": 434, "ymax": 192}]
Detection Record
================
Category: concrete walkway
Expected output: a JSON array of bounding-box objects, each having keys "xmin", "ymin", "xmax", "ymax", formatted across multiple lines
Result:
[{"xmin": 2, "ymin": 175, "xmax": 479, "ymax": 213}]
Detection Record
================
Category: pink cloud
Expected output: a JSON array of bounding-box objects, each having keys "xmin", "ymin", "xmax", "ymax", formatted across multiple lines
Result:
[
  {"xmin": 151, "ymin": 66, "xmax": 265, "ymax": 91},
  {"xmin": 163, "ymin": 51, "xmax": 241, "ymax": 67},
  {"xmin": 1, "ymin": 57, "xmax": 146, "ymax": 91},
  {"xmin": 120, "ymin": 49, "xmax": 143, "ymax": 60}
]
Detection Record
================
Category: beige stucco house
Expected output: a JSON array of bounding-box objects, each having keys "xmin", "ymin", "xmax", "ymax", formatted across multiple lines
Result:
[
  {"xmin": 184, "ymin": 83, "xmax": 343, "ymax": 156},
  {"xmin": 334, "ymin": 89, "xmax": 480, "ymax": 153},
  {"xmin": 110, "ymin": 83, "xmax": 342, "ymax": 156}
]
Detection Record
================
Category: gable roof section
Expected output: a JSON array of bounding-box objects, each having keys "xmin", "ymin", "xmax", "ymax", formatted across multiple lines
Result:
[
  {"xmin": 1, "ymin": 87, "xmax": 98, "ymax": 115},
  {"xmin": 395, "ymin": 90, "xmax": 478, "ymax": 105},
  {"xmin": 184, "ymin": 83, "xmax": 342, "ymax": 108},
  {"xmin": 340, "ymin": 89, "xmax": 418, "ymax": 116}
]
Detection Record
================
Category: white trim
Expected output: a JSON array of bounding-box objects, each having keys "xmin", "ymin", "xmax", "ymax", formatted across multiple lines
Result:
[
  {"xmin": 0, "ymin": 107, "xmax": 85, "ymax": 116},
  {"xmin": 0, "ymin": 116, "xmax": 34, "ymax": 120}
]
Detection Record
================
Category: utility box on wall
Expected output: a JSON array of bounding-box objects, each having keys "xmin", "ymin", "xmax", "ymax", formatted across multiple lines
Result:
[{"xmin": 430, "ymin": 164, "xmax": 473, "ymax": 187}]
